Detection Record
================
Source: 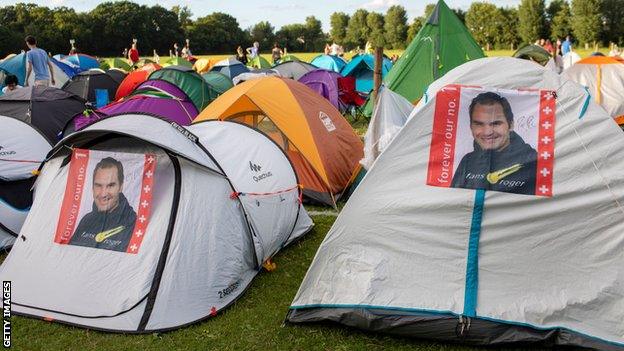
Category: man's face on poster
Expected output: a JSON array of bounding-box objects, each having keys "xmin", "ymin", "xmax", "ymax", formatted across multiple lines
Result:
[
  {"xmin": 93, "ymin": 166, "xmax": 123, "ymax": 212},
  {"xmin": 470, "ymin": 102, "xmax": 512, "ymax": 152}
]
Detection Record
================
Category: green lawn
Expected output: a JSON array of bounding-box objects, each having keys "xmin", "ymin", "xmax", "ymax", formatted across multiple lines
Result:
[{"xmin": 9, "ymin": 211, "xmax": 548, "ymax": 350}]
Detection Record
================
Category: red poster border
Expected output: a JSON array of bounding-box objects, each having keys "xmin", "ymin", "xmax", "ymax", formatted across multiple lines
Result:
[{"xmin": 427, "ymin": 84, "xmax": 462, "ymax": 187}]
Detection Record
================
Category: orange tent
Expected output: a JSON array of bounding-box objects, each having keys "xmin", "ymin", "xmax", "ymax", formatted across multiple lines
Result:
[
  {"xmin": 194, "ymin": 77, "xmax": 363, "ymax": 206},
  {"xmin": 563, "ymin": 56, "xmax": 624, "ymax": 124},
  {"xmin": 193, "ymin": 58, "xmax": 215, "ymax": 74},
  {"xmin": 115, "ymin": 63, "xmax": 162, "ymax": 100}
]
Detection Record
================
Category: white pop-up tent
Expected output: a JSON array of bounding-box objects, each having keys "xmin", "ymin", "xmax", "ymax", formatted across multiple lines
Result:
[
  {"xmin": 0, "ymin": 114, "xmax": 312, "ymax": 332},
  {"xmin": 360, "ymin": 86, "xmax": 413, "ymax": 170},
  {"xmin": 287, "ymin": 57, "xmax": 624, "ymax": 350}
]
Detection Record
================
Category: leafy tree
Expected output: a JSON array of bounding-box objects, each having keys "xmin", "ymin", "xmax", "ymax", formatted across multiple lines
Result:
[
  {"xmin": 499, "ymin": 7, "xmax": 520, "ymax": 49},
  {"xmin": 147, "ymin": 5, "xmax": 183, "ymax": 55},
  {"xmin": 545, "ymin": 0, "xmax": 566, "ymax": 36},
  {"xmin": 601, "ymin": 0, "xmax": 624, "ymax": 45},
  {"xmin": 406, "ymin": 16, "xmax": 424, "ymax": 44},
  {"xmin": 366, "ymin": 12, "xmax": 385, "ymax": 48},
  {"xmin": 571, "ymin": 0, "xmax": 602, "ymax": 48},
  {"xmin": 188, "ymin": 12, "xmax": 245, "ymax": 54},
  {"xmin": 384, "ymin": 5, "xmax": 408, "ymax": 49},
  {"xmin": 550, "ymin": 1, "xmax": 572, "ymax": 41},
  {"xmin": 304, "ymin": 16, "xmax": 326, "ymax": 51},
  {"xmin": 250, "ymin": 21, "xmax": 275, "ymax": 49},
  {"xmin": 345, "ymin": 9, "xmax": 369, "ymax": 49},
  {"xmin": 329, "ymin": 12, "xmax": 349, "ymax": 44},
  {"xmin": 172, "ymin": 5, "xmax": 193, "ymax": 37},
  {"xmin": 518, "ymin": 0, "xmax": 547, "ymax": 44},
  {"xmin": 276, "ymin": 23, "xmax": 307, "ymax": 52},
  {"xmin": 465, "ymin": 2, "xmax": 503, "ymax": 51}
]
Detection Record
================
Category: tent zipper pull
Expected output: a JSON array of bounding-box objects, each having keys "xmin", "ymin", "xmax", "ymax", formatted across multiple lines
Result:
[{"xmin": 456, "ymin": 315, "xmax": 471, "ymax": 337}]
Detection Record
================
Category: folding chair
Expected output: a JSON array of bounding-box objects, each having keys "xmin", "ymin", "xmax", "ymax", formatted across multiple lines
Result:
[{"xmin": 337, "ymin": 76, "xmax": 366, "ymax": 119}]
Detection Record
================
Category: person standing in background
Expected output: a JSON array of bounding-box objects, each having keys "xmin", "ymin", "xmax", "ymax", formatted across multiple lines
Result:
[
  {"xmin": 128, "ymin": 43, "xmax": 139, "ymax": 65},
  {"xmin": 24, "ymin": 35, "xmax": 55, "ymax": 87}
]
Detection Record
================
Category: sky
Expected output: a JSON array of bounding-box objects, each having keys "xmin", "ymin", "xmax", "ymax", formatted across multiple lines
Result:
[{"xmin": 3, "ymin": 0, "xmax": 522, "ymax": 31}]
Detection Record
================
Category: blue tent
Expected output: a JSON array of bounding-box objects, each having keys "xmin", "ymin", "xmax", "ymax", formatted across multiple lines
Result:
[
  {"xmin": 210, "ymin": 57, "xmax": 250, "ymax": 80},
  {"xmin": 340, "ymin": 54, "xmax": 393, "ymax": 94},
  {"xmin": 0, "ymin": 53, "xmax": 78, "ymax": 89},
  {"xmin": 0, "ymin": 54, "xmax": 27, "ymax": 86},
  {"xmin": 310, "ymin": 55, "xmax": 347, "ymax": 73},
  {"xmin": 63, "ymin": 54, "xmax": 100, "ymax": 70}
]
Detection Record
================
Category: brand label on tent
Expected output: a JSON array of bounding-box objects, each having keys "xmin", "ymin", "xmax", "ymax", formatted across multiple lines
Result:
[
  {"xmin": 170, "ymin": 121, "xmax": 198, "ymax": 143},
  {"xmin": 54, "ymin": 148, "xmax": 157, "ymax": 254},
  {"xmin": 427, "ymin": 84, "xmax": 555, "ymax": 197},
  {"xmin": 319, "ymin": 111, "xmax": 336, "ymax": 132}
]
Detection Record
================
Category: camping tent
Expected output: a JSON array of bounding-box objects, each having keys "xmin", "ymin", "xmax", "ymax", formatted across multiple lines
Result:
[
  {"xmin": 298, "ymin": 69, "xmax": 342, "ymax": 111},
  {"xmin": 67, "ymin": 80, "xmax": 198, "ymax": 132},
  {"xmin": 287, "ymin": 57, "xmax": 624, "ymax": 350},
  {"xmin": 201, "ymin": 71, "xmax": 234, "ymax": 94},
  {"xmin": 362, "ymin": 0, "xmax": 484, "ymax": 116},
  {"xmin": 360, "ymin": 86, "xmax": 413, "ymax": 170},
  {"xmin": 0, "ymin": 115, "xmax": 313, "ymax": 332},
  {"xmin": 147, "ymin": 65, "xmax": 216, "ymax": 111},
  {"xmin": 340, "ymin": 54, "xmax": 393, "ymax": 94},
  {"xmin": 162, "ymin": 56, "xmax": 192, "ymax": 68},
  {"xmin": 0, "ymin": 53, "xmax": 74, "ymax": 89},
  {"xmin": 562, "ymin": 51, "xmax": 581, "ymax": 70},
  {"xmin": 102, "ymin": 58, "xmax": 132, "ymax": 72},
  {"xmin": 0, "ymin": 86, "xmax": 85, "ymax": 247},
  {"xmin": 63, "ymin": 54, "xmax": 100, "ymax": 70},
  {"xmin": 62, "ymin": 69, "xmax": 121, "ymax": 104},
  {"xmin": 105, "ymin": 69, "xmax": 127, "ymax": 85},
  {"xmin": 310, "ymin": 55, "xmax": 346, "ymax": 73},
  {"xmin": 512, "ymin": 44, "xmax": 552, "ymax": 66},
  {"xmin": 115, "ymin": 63, "xmax": 162, "ymax": 100},
  {"xmin": 248, "ymin": 56, "xmax": 272, "ymax": 69},
  {"xmin": 210, "ymin": 58, "xmax": 250, "ymax": 80},
  {"xmin": 272, "ymin": 61, "xmax": 316, "ymax": 80},
  {"xmin": 193, "ymin": 58, "xmax": 215, "ymax": 74},
  {"xmin": 232, "ymin": 70, "xmax": 281, "ymax": 85},
  {"xmin": 563, "ymin": 55, "xmax": 624, "ymax": 124},
  {"xmin": 194, "ymin": 77, "xmax": 363, "ymax": 207},
  {"xmin": 278, "ymin": 54, "xmax": 301, "ymax": 63}
]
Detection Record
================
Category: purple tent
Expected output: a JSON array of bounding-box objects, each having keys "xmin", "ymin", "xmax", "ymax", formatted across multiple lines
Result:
[
  {"xmin": 68, "ymin": 80, "xmax": 198, "ymax": 132},
  {"xmin": 298, "ymin": 69, "xmax": 342, "ymax": 110}
]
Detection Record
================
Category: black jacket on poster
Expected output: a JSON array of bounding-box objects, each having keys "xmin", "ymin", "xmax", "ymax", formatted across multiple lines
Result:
[
  {"xmin": 451, "ymin": 132, "xmax": 538, "ymax": 195},
  {"xmin": 70, "ymin": 193, "xmax": 137, "ymax": 252}
]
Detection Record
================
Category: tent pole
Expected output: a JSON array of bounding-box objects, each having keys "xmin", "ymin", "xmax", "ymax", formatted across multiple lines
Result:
[{"xmin": 372, "ymin": 47, "xmax": 383, "ymax": 110}]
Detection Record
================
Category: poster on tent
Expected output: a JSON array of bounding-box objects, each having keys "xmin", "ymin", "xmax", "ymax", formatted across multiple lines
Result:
[
  {"xmin": 426, "ymin": 84, "xmax": 555, "ymax": 197},
  {"xmin": 54, "ymin": 148, "xmax": 157, "ymax": 254}
]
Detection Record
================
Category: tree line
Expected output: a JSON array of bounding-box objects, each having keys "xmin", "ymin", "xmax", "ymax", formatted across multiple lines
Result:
[{"xmin": 0, "ymin": 0, "xmax": 621, "ymax": 57}]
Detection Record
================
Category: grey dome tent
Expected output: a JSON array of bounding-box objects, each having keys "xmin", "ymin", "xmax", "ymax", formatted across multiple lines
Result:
[
  {"xmin": 0, "ymin": 114, "xmax": 312, "ymax": 332},
  {"xmin": 0, "ymin": 86, "xmax": 85, "ymax": 248},
  {"xmin": 62, "ymin": 69, "xmax": 120, "ymax": 103},
  {"xmin": 272, "ymin": 61, "xmax": 316, "ymax": 80},
  {"xmin": 288, "ymin": 57, "xmax": 624, "ymax": 350}
]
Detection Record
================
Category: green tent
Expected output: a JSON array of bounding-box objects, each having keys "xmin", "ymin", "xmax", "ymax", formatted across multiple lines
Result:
[
  {"xmin": 102, "ymin": 57, "xmax": 132, "ymax": 72},
  {"xmin": 163, "ymin": 56, "xmax": 193, "ymax": 68},
  {"xmin": 278, "ymin": 54, "xmax": 301, "ymax": 64},
  {"xmin": 248, "ymin": 56, "xmax": 272, "ymax": 69},
  {"xmin": 363, "ymin": 0, "xmax": 484, "ymax": 116},
  {"xmin": 148, "ymin": 66, "xmax": 216, "ymax": 111},
  {"xmin": 201, "ymin": 71, "xmax": 234, "ymax": 94},
  {"xmin": 512, "ymin": 44, "xmax": 551, "ymax": 66}
]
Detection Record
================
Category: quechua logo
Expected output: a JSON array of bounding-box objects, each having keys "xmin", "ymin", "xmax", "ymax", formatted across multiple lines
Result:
[{"xmin": 249, "ymin": 160, "xmax": 272, "ymax": 182}]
